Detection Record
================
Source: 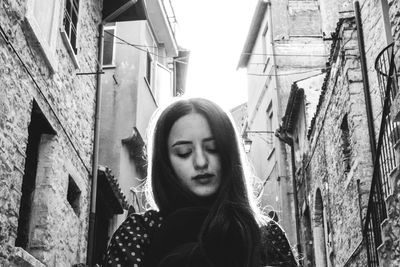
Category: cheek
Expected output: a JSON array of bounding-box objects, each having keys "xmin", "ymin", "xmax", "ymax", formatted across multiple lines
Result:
[
  {"xmin": 170, "ymin": 157, "xmax": 191, "ymax": 181},
  {"xmin": 210, "ymin": 155, "xmax": 222, "ymax": 171}
]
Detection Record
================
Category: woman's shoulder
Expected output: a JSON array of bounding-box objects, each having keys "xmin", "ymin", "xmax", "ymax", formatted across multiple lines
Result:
[
  {"xmin": 102, "ymin": 209, "xmax": 164, "ymax": 266},
  {"xmin": 127, "ymin": 209, "xmax": 164, "ymax": 226},
  {"xmin": 117, "ymin": 209, "xmax": 164, "ymax": 234},
  {"xmin": 259, "ymin": 219, "xmax": 299, "ymax": 266}
]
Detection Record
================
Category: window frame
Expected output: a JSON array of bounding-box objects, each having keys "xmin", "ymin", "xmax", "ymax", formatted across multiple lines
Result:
[
  {"xmin": 266, "ymin": 101, "xmax": 274, "ymax": 158},
  {"xmin": 25, "ymin": 0, "xmax": 63, "ymax": 72},
  {"xmin": 60, "ymin": 0, "xmax": 80, "ymax": 68},
  {"xmin": 145, "ymin": 50, "xmax": 153, "ymax": 87},
  {"xmin": 102, "ymin": 24, "xmax": 117, "ymax": 68}
]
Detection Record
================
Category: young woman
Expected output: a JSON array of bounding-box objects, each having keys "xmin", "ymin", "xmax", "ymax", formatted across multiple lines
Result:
[{"xmin": 103, "ymin": 98, "xmax": 298, "ymax": 267}]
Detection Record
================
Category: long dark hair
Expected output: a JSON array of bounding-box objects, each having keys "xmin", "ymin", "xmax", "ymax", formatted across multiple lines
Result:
[{"xmin": 145, "ymin": 98, "xmax": 266, "ymax": 266}]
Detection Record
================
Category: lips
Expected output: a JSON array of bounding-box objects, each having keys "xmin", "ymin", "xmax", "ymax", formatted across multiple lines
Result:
[{"xmin": 192, "ymin": 173, "xmax": 214, "ymax": 184}]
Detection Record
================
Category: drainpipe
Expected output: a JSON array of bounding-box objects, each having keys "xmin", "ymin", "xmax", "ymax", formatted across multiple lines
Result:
[
  {"xmin": 87, "ymin": 1, "xmax": 138, "ymax": 265},
  {"xmin": 276, "ymin": 131, "xmax": 302, "ymax": 261},
  {"xmin": 86, "ymin": 23, "xmax": 104, "ymax": 267},
  {"xmin": 354, "ymin": 1, "xmax": 377, "ymax": 163}
]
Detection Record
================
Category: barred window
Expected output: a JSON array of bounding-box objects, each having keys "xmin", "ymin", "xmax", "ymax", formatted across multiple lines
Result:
[{"xmin": 63, "ymin": 0, "xmax": 79, "ymax": 54}]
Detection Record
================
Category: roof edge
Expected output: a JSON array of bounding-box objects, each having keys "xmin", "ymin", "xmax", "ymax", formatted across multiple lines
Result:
[
  {"xmin": 281, "ymin": 83, "xmax": 304, "ymax": 134},
  {"xmin": 237, "ymin": 0, "xmax": 269, "ymax": 69}
]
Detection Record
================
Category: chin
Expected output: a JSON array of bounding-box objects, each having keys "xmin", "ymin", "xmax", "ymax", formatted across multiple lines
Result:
[{"xmin": 194, "ymin": 188, "xmax": 218, "ymax": 198}]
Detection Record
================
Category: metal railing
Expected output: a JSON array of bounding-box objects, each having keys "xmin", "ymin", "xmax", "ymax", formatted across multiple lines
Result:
[
  {"xmin": 364, "ymin": 42, "xmax": 399, "ymax": 267},
  {"xmin": 375, "ymin": 43, "xmax": 400, "ymax": 197}
]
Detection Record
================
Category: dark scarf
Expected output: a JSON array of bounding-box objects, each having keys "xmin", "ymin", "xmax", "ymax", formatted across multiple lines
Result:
[{"xmin": 145, "ymin": 206, "xmax": 212, "ymax": 267}]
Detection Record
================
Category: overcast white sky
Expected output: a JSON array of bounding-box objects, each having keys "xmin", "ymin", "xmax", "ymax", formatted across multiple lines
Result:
[{"xmin": 170, "ymin": 0, "xmax": 258, "ymax": 110}]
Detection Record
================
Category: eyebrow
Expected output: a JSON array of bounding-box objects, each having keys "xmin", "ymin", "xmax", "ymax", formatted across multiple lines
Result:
[{"xmin": 171, "ymin": 137, "xmax": 215, "ymax": 148}]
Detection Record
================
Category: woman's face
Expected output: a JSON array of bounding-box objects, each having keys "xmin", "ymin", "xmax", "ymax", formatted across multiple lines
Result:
[{"xmin": 167, "ymin": 112, "xmax": 222, "ymax": 197}]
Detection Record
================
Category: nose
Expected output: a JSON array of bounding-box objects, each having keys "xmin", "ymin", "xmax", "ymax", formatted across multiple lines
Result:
[{"xmin": 193, "ymin": 148, "xmax": 208, "ymax": 170}]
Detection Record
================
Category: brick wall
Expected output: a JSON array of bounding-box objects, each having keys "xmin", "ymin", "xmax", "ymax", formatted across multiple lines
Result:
[{"xmin": 0, "ymin": 0, "xmax": 102, "ymax": 265}]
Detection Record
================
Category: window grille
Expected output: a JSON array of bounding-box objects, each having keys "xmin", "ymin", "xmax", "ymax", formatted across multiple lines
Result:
[{"xmin": 63, "ymin": 0, "xmax": 79, "ymax": 54}]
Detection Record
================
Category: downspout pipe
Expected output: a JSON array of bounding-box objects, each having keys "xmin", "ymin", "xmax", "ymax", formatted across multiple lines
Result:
[
  {"xmin": 87, "ymin": 1, "xmax": 138, "ymax": 265},
  {"xmin": 276, "ymin": 131, "xmax": 302, "ymax": 261},
  {"xmin": 354, "ymin": 1, "xmax": 377, "ymax": 163},
  {"xmin": 86, "ymin": 23, "xmax": 104, "ymax": 267}
]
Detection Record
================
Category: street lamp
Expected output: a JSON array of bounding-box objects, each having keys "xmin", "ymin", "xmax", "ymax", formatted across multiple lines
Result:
[{"xmin": 242, "ymin": 130, "xmax": 276, "ymax": 153}]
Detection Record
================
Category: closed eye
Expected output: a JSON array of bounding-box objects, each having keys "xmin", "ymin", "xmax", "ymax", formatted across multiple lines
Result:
[
  {"xmin": 206, "ymin": 147, "xmax": 218, "ymax": 154},
  {"xmin": 204, "ymin": 140, "xmax": 218, "ymax": 154},
  {"xmin": 177, "ymin": 151, "xmax": 191, "ymax": 158},
  {"xmin": 173, "ymin": 146, "xmax": 192, "ymax": 158}
]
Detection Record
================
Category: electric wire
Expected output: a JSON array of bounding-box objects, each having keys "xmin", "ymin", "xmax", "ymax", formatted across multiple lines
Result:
[
  {"xmin": 104, "ymin": 30, "xmax": 169, "ymax": 59},
  {"xmin": 247, "ymin": 68, "xmax": 328, "ymax": 77},
  {"xmin": 104, "ymin": 31, "xmax": 331, "ymax": 61},
  {"xmin": 104, "ymin": 40, "xmax": 158, "ymax": 49},
  {"xmin": 294, "ymin": 71, "xmax": 327, "ymax": 83},
  {"xmin": 241, "ymin": 52, "xmax": 330, "ymax": 57}
]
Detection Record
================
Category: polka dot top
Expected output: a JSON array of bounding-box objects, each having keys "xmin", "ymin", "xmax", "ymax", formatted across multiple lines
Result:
[
  {"xmin": 103, "ymin": 210, "xmax": 163, "ymax": 267},
  {"xmin": 103, "ymin": 210, "xmax": 298, "ymax": 266}
]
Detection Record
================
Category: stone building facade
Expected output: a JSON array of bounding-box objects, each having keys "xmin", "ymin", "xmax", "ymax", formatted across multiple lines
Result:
[
  {"xmin": 279, "ymin": 0, "xmax": 400, "ymax": 266},
  {"xmin": 0, "ymin": 0, "xmax": 102, "ymax": 266},
  {"xmin": 306, "ymin": 18, "xmax": 372, "ymax": 267},
  {"xmin": 238, "ymin": 0, "xmax": 326, "ymax": 248}
]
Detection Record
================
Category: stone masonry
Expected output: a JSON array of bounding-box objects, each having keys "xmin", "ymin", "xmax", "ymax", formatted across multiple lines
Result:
[
  {"xmin": 0, "ymin": 0, "xmax": 102, "ymax": 266},
  {"xmin": 306, "ymin": 18, "xmax": 373, "ymax": 267}
]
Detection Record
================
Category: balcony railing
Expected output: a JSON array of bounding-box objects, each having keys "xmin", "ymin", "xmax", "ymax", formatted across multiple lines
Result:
[{"xmin": 364, "ymin": 42, "xmax": 399, "ymax": 267}]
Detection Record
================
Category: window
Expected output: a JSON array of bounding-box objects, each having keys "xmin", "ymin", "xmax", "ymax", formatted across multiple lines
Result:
[
  {"xmin": 16, "ymin": 102, "xmax": 55, "ymax": 249},
  {"xmin": 266, "ymin": 101, "xmax": 274, "ymax": 154},
  {"xmin": 103, "ymin": 24, "xmax": 116, "ymax": 66},
  {"xmin": 25, "ymin": 0, "xmax": 63, "ymax": 72},
  {"xmin": 340, "ymin": 114, "xmax": 351, "ymax": 172},
  {"xmin": 266, "ymin": 102, "xmax": 273, "ymax": 136},
  {"xmin": 63, "ymin": 0, "xmax": 80, "ymax": 54},
  {"xmin": 146, "ymin": 51, "xmax": 153, "ymax": 86},
  {"xmin": 262, "ymin": 22, "xmax": 270, "ymax": 73},
  {"xmin": 67, "ymin": 175, "xmax": 81, "ymax": 216},
  {"xmin": 156, "ymin": 63, "xmax": 172, "ymax": 105}
]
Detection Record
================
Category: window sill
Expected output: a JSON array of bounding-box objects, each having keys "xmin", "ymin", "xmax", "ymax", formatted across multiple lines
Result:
[
  {"xmin": 60, "ymin": 29, "xmax": 80, "ymax": 69},
  {"xmin": 24, "ymin": 13, "xmax": 58, "ymax": 73},
  {"xmin": 13, "ymin": 247, "xmax": 45, "ymax": 267},
  {"xmin": 103, "ymin": 64, "xmax": 117, "ymax": 69}
]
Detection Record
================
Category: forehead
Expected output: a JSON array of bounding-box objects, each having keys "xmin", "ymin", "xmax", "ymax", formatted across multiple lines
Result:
[{"xmin": 168, "ymin": 113, "xmax": 212, "ymax": 142}]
